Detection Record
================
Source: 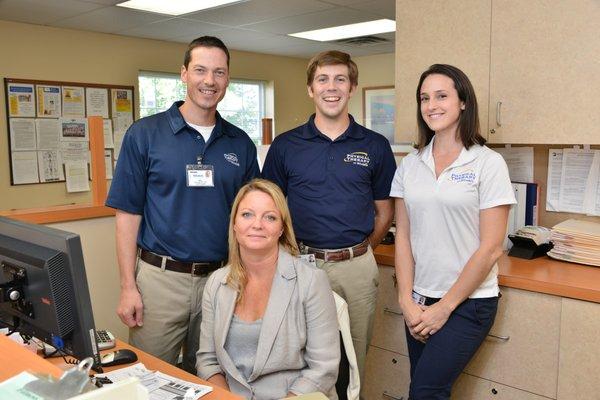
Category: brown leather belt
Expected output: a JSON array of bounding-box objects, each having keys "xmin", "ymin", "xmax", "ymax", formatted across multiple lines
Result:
[
  {"xmin": 302, "ymin": 239, "xmax": 370, "ymax": 262},
  {"xmin": 139, "ymin": 249, "xmax": 224, "ymax": 276}
]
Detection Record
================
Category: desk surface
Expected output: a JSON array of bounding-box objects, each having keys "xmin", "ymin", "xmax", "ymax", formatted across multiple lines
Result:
[
  {"xmin": 0, "ymin": 335, "xmax": 242, "ymax": 400},
  {"xmin": 374, "ymin": 244, "xmax": 600, "ymax": 303}
]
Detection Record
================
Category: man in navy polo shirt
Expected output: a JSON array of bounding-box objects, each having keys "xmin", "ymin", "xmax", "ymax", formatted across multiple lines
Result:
[
  {"xmin": 262, "ymin": 50, "xmax": 396, "ymax": 382},
  {"xmin": 106, "ymin": 36, "xmax": 259, "ymax": 373}
]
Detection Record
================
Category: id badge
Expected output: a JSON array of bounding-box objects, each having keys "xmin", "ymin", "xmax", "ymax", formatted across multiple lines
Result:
[
  {"xmin": 412, "ymin": 291, "xmax": 426, "ymax": 305},
  {"xmin": 299, "ymin": 254, "xmax": 317, "ymax": 268},
  {"xmin": 186, "ymin": 164, "xmax": 214, "ymax": 187}
]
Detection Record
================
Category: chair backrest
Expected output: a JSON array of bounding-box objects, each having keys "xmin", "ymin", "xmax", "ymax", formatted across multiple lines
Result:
[{"xmin": 332, "ymin": 292, "xmax": 360, "ymax": 400}]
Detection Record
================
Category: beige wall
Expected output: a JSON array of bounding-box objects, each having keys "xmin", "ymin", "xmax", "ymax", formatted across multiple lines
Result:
[
  {"xmin": 348, "ymin": 52, "xmax": 395, "ymax": 129},
  {"xmin": 0, "ymin": 20, "xmax": 313, "ymax": 211}
]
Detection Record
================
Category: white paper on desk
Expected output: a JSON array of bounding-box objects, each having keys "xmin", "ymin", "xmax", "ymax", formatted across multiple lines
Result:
[
  {"xmin": 494, "ymin": 146, "xmax": 534, "ymax": 183},
  {"xmin": 38, "ymin": 150, "xmax": 65, "ymax": 182},
  {"xmin": 12, "ymin": 151, "xmax": 39, "ymax": 184},
  {"xmin": 546, "ymin": 149, "xmax": 563, "ymax": 211},
  {"xmin": 36, "ymin": 118, "xmax": 61, "ymax": 149},
  {"xmin": 558, "ymin": 148, "xmax": 596, "ymax": 213},
  {"xmin": 10, "ymin": 118, "xmax": 36, "ymax": 151},
  {"xmin": 96, "ymin": 363, "xmax": 212, "ymax": 400},
  {"xmin": 65, "ymin": 161, "xmax": 90, "ymax": 192},
  {"xmin": 582, "ymin": 151, "xmax": 600, "ymax": 216}
]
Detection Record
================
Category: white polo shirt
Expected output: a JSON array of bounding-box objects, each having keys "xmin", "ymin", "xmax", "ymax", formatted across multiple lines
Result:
[{"xmin": 390, "ymin": 138, "xmax": 516, "ymax": 298}]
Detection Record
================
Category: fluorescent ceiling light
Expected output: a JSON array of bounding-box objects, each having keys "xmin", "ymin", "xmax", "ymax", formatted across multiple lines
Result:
[
  {"xmin": 289, "ymin": 19, "xmax": 396, "ymax": 42},
  {"xmin": 117, "ymin": 0, "xmax": 245, "ymax": 16}
]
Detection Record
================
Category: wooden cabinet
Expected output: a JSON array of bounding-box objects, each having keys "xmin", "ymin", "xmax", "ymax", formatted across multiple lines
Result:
[
  {"xmin": 464, "ymin": 287, "xmax": 561, "ymax": 398},
  {"xmin": 395, "ymin": 0, "xmax": 600, "ymax": 145},
  {"xmin": 487, "ymin": 0, "xmax": 600, "ymax": 144},
  {"xmin": 370, "ymin": 265, "xmax": 408, "ymax": 356},
  {"xmin": 395, "ymin": 0, "xmax": 491, "ymax": 144},
  {"xmin": 557, "ymin": 298, "xmax": 600, "ymax": 400},
  {"xmin": 453, "ymin": 373, "xmax": 549, "ymax": 400},
  {"xmin": 363, "ymin": 346, "xmax": 410, "ymax": 400}
]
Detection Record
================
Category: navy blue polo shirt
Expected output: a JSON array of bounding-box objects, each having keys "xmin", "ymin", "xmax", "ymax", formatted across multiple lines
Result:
[
  {"xmin": 106, "ymin": 101, "xmax": 260, "ymax": 262},
  {"xmin": 262, "ymin": 114, "xmax": 396, "ymax": 249}
]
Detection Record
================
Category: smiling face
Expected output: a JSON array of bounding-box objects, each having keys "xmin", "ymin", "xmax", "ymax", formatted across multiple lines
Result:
[
  {"xmin": 308, "ymin": 64, "xmax": 356, "ymax": 121},
  {"xmin": 180, "ymin": 46, "xmax": 229, "ymax": 114},
  {"xmin": 233, "ymin": 190, "xmax": 283, "ymax": 254},
  {"xmin": 419, "ymin": 73, "xmax": 465, "ymax": 136}
]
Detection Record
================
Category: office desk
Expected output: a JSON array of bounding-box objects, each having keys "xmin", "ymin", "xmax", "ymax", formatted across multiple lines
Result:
[{"xmin": 0, "ymin": 335, "xmax": 242, "ymax": 400}]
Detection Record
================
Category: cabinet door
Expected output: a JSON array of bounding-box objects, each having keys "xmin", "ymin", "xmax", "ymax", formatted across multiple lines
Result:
[
  {"xmin": 453, "ymin": 373, "xmax": 550, "ymax": 400},
  {"xmin": 363, "ymin": 347, "xmax": 410, "ymax": 400},
  {"xmin": 395, "ymin": 0, "xmax": 491, "ymax": 144},
  {"xmin": 558, "ymin": 298, "xmax": 600, "ymax": 400},
  {"xmin": 488, "ymin": 0, "xmax": 600, "ymax": 144},
  {"xmin": 464, "ymin": 287, "xmax": 561, "ymax": 398},
  {"xmin": 371, "ymin": 266, "xmax": 408, "ymax": 355}
]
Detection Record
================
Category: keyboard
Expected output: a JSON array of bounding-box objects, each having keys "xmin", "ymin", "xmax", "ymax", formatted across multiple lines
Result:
[{"xmin": 43, "ymin": 329, "xmax": 116, "ymax": 356}]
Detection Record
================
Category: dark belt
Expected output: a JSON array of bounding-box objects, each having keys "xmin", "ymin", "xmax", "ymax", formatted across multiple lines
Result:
[
  {"xmin": 139, "ymin": 249, "xmax": 224, "ymax": 276},
  {"xmin": 302, "ymin": 239, "xmax": 370, "ymax": 262}
]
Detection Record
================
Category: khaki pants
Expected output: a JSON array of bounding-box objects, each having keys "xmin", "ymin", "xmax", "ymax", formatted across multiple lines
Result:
[
  {"xmin": 130, "ymin": 257, "xmax": 208, "ymax": 374},
  {"xmin": 316, "ymin": 246, "xmax": 379, "ymax": 384}
]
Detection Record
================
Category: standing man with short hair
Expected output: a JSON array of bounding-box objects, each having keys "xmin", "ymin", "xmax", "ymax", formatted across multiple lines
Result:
[
  {"xmin": 262, "ymin": 50, "xmax": 396, "ymax": 382},
  {"xmin": 106, "ymin": 36, "xmax": 260, "ymax": 373}
]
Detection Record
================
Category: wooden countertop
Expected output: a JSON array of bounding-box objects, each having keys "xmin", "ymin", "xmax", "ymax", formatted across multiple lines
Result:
[{"xmin": 373, "ymin": 244, "xmax": 600, "ymax": 303}]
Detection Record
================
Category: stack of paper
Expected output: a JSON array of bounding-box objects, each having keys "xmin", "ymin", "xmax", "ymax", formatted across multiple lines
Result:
[{"xmin": 548, "ymin": 219, "xmax": 600, "ymax": 266}]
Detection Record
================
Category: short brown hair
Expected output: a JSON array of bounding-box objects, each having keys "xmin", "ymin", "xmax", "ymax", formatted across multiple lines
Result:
[
  {"xmin": 183, "ymin": 36, "xmax": 230, "ymax": 68},
  {"xmin": 306, "ymin": 50, "xmax": 358, "ymax": 86}
]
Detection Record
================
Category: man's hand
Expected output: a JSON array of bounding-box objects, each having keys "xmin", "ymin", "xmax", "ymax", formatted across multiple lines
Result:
[{"xmin": 117, "ymin": 287, "xmax": 144, "ymax": 327}]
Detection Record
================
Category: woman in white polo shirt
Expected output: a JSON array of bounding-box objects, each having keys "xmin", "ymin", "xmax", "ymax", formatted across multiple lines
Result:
[{"xmin": 390, "ymin": 64, "xmax": 516, "ymax": 399}]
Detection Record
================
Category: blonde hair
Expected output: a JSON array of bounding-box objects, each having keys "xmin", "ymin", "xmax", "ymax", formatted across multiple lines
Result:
[{"xmin": 226, "ymin": 179, "xmax": 299, "ymax": 301}]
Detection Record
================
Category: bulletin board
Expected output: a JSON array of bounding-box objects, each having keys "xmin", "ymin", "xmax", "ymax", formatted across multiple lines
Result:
[{"xmin": 4, "ymin": 78, "xmax": 135, "ymax": 187}]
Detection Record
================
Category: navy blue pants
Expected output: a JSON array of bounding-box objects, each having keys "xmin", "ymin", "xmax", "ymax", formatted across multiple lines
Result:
[{"xmin": 405, "ymin": 296, "xmax": 498, "ymax": 400}]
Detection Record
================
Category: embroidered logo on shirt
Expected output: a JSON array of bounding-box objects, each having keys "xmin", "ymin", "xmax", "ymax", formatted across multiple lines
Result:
[
  {"xmin": 450, "ymin": 169, "xmax": 476, "ymax": 183},
  {"xmin": 344, "ymin": 152, "xmax": 371, "ymax": 167},
  {"xmin": 224, "ymin": 153, "xmax": 240, "ymax": 167}
]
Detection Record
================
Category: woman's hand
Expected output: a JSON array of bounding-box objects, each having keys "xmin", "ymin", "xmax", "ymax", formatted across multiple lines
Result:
[
  {"xmin": 399, "ymin": 298, "xmax": 428, "ymax": 343},
  {"xmin": 413, "ymin": 300, "xmax": 453, "ymax": 336}
]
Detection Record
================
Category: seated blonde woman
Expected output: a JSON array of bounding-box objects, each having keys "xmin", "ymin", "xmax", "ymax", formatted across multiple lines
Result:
[{"xmin": 196, "ymin": 179, "xmax": 340, "ymax": 399}]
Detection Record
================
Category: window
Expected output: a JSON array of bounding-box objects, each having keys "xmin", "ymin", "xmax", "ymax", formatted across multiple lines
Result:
[{"xmin": 138, "ymin": 72, "xmax": 266, "ymax": 144}]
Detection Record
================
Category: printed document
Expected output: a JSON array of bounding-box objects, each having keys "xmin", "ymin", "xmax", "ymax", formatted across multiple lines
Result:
[
  {"xmin": 9, "ymin": 118, "xmax": 36, "ymax": 151},
  {"xmin": 11, "ymin": 151, "xmax": 39, "ymax": 184},
  {"xmin": 7, "ymin": 83, "xmax": 35, "ymax": 117},
  {"xmin": 35, "ymin": 118, "xmax": 61, "ymax": 149},
  {"xmin": 546, "ymin": 149, "xmax": 563, "ymax": 211},
  {"xmin": 86, "ymin": 87, "xmax": 109, "ymax": 118},
  {"xmin": 36, "ymin": 85, "xmax": 61, "ymax": 118},
  {"xmin": 494, "ymin": 146, "xmax": 534, "ymax": 183},
  {"xmin": 62, "ymin": 86, "xmax": 85, "ymax": 117},
  {"xmin": 65, "ymin": 161, "xmax": 90, "ymax": 192},
  {"xmin": 558, "ymin": 148, "xmax": 596, "ymax": 213}
]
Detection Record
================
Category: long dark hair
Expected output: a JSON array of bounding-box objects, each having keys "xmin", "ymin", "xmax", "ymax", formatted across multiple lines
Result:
[{"xmin": 415, "ymin": 64, "xmax": 485, "ymax": 151}]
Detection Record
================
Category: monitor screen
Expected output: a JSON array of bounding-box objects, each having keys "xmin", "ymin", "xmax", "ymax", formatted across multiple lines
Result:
[{"xmin": 0, "ymin": 216, "xmax": 102, "ymax": 370}]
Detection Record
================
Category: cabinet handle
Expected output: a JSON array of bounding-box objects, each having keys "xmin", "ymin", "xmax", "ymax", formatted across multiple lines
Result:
[
  {"xmin": 384, "ymin": 307, "xmax": 403, "ymax": 316},
  {"xmin": 496, "ymin": 101, "xmax": 502, "ymax": 127},
  {"xmin": 487, "ymin": 333, "xmax": 510, "ymax": 341},
  {"xmin": 382, "ymin": 391, "xmax": 404, "ymax": 400}
]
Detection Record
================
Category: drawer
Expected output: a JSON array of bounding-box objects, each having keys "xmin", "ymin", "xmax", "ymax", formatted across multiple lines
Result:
[
  {"xmin": 371, "ymin": 266, "xmax": 408, "ymax": 355},
  {"xmin": 453, "ymin": 373, "xmax": 550, "ymax": 400},
  {"xmin": 363, "ymin": 346, "xmax": 410, "ymax": 400},
  {"xmin": 558, "ymin": 298, "xmax": 600, "ymax": 400},
  {"xmin": 464, "ymin": 287, "xmax": 561, "ymax": 398}
]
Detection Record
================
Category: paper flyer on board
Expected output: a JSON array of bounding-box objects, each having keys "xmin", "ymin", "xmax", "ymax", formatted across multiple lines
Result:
[
  {"xmin": 62, "ymin": 86, "xmax": 86, "ymax": 117},
  {"xmin": 60, "ymin": 118, "xmax": 89, "ymax": 141},
  {"xmin": 38, "ymin": 150, "xmax": 65, "ymax": 182},
  {"xmin": 103, "ymin": 119, "xmax": 114, "ymax": 148},
  {"xmin": 11, "ymin": 151, "xmax": 39, "ymax": 184},
  {"xmin": 86, "ymin": 87, "xmax": 109, "ymax": 118},
  {"xmin": 558, "ymin": 148, "xmax": 596, "ymax": 213},
  {"xmin": 7, "ymin": 83, "xmax": 35, "ymax": 117},
  {"xmin": 9, "ymin": 118, "xmax": 36, "ymax": 151},
  {"xmin": 35, "ymin": 118, "xmax": 61, "ymax": 149},
  {"xmin": 36, "ymin": 84, "xmax": 61, "ymax": 118},
  {"xmin": 65, "ymin": 161, "xmax": 90, "ymax": 192}
]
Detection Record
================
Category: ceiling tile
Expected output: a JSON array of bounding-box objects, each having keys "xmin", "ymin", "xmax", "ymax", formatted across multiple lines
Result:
[
  {"xmin": 117, "ymin": 17, "xmax": 226, "ymax": 41},
  {"xmin": 53, "ymin": 5, "xmax": 167, "ymax": 33},
  {"xmin": 244, "ymin": 6, "xmax": 382, "ymax": 35},
  {"xmin": 183, "ymin": 0, "xmax": 334, "ymax": 27},
  {"xmin": 0, "ymin": 0, "xmax": 104, "ymax": 25},
  {"xmin": 346, "ymin": 0, "xmax": 395, "ymax": 19}
]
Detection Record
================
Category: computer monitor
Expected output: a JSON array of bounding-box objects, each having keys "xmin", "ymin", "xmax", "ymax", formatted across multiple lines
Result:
[{"xmin": 0, "ymin": 216, "xmax": 102, "ymax": 370}]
